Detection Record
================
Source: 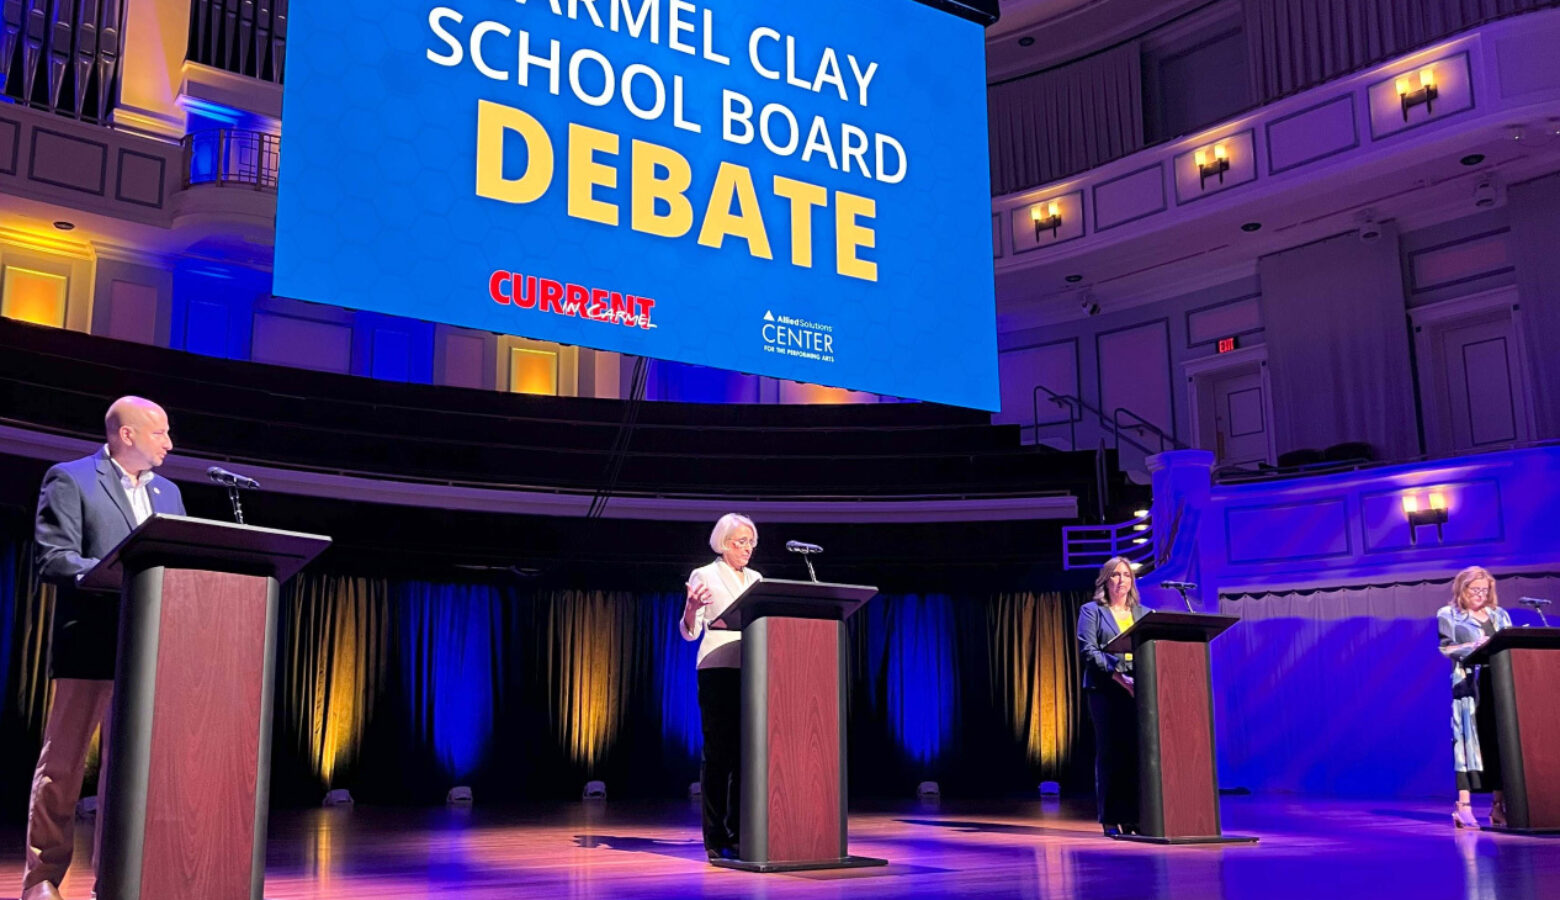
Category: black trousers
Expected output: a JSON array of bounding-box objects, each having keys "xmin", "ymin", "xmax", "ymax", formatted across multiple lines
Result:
[
  {"xmin": 1087, "ymin": 684, "xmax": 1140, "ymax": 827},
  {"xmin": 698, "ymin": 667, "xmax": 741, "ymax": 851}
]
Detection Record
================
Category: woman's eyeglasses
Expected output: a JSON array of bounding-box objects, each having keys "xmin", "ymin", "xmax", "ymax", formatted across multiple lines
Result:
[{"xmin": 728, "ymin": 539, "xmax": 757, "ymax": 550}]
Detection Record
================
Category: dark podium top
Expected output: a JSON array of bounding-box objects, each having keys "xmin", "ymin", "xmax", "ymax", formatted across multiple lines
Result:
[
  {"xmin": 79, "ymin": 514, "xmax": 331, "ymax": 591},
  {"xmin": 712, "ymin": 579, "xmax": 878, "ymax": 631},
  {"xmin": 1465, "ymin": 626, "xmax": 1560, "ymax": 667},
  {"xmin": 1104, "ymin": 609, "xmax": 1239, "ymax": 654}
]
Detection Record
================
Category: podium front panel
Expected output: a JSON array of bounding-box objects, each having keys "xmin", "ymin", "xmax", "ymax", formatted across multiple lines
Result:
[
  {"xmin": 1137, "ymin": 640, "xmax": 1220, "ymax": 840},
  {"xmin": 741, "ymin": 617, "xmax": 848, "ymax": 865},
  {"xmin": 101, "ymin": 567, "xmax": 279, "ymax": 900},
  {"xmin": 1494, "ymin": 648, "xmax": 1560, "ymax": 830}
]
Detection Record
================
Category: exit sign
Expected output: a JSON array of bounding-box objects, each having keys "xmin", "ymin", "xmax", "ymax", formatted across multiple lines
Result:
[{"xmin": 1217, "ymin": 336, "xmax": 1239, "ymax": 353}]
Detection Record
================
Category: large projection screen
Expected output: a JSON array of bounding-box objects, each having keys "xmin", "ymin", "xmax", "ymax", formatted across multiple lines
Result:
[{"xmin": 274, "ymin": 0, "xmax": 998, "ymax": 410}]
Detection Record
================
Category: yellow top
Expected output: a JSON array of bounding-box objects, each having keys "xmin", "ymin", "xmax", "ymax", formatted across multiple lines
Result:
[{"xmin": 1111, "ymin": 606, "xmax": 1135, "ymax": 663}]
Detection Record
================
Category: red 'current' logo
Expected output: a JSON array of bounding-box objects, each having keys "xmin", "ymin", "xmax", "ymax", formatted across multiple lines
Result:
[{"xmin": 489, "ymin": 270, "xmax": 656, "ymax": 329}]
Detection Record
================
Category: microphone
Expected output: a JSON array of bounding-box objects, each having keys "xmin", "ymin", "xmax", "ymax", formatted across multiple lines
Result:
[
  {"xmin": 786, "ymin": 541, "xmax": 823, "ymax": 554},
  {"xmin": 207, "ymin": 466, "xmax": 261, "ymax": 490},
  {"xmin": 1520, "ymin": 597, "xmax": 1553, "ymax": 607},
  {"xmin": 1160, "ymin": 581, "xmax": 1198, "ymax": 591}
]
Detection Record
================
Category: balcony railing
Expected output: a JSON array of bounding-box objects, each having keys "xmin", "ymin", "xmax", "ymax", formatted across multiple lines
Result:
[
  {"xmin": 182, "ymin": 128, "xmax": 280, "ymax": 191},
  {"xmin": 1061, "ymin": 511, "xmax": 1154, "ymax": 572}
]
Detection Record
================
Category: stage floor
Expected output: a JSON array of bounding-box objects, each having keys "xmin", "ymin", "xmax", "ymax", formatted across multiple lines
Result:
[{"xmin": 2, "ymin": 795, "xmax": 1557, "ymax": 899}]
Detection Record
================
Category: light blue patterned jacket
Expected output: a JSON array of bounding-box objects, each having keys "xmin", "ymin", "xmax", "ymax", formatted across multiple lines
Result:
[{"xmin": 1436, "ymin": 604, "xmax": 1512, "ymax": 697}]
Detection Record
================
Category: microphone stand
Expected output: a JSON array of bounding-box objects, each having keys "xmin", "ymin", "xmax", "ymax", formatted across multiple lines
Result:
[
  {"xmin": 799, "ymin": 551, "xmax": 819, "ymax": 583},
  {"xmin": 1521, "ymin": 600, "xmax": 1551, "ymax": 627},
  {"xmin": 1170, "ymin": 583, "xmax": 1195, "ymax": 613},
  {"xmin": 227, "ymin": 485, "xmax": 245, "ymax": 525}
]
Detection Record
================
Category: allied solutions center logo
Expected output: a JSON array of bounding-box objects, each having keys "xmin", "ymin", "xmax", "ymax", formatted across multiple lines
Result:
[{"xmin": 762, "ymin": 310, "xmax": 835, "ymax": 364}]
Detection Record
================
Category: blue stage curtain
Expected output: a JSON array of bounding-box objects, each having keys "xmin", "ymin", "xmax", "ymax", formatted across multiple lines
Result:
[
  {"xmin": 0, "ymin": 544, "xmax": 1093, "ymax": 805},
  {"xmin": 643, "ymin": 591, "xmax": 702, "ymax": 759},
  {"xmin": 395, "ymin": 581, "xmax": 505, "ymax": 782},
  {"xmin": 856, "ymin": 594, "xmax": 959, "ymax": 767}
]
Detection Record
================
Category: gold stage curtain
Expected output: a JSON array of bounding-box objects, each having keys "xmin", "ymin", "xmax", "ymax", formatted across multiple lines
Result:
[
  {"xmin": 986, "ymin": 591, "xmax": 1083, "ymax": 775},
  {"xmin": 281, "ymin": 573, "xmax": 390, "ymax": 787},
  {"xmin": 542, "ymin": 590, "xmax": 636, "ymax": 772}
]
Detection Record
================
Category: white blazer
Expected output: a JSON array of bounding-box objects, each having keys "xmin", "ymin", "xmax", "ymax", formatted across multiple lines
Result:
[{"xmin": 681, "ymin": 559, "xmax": 762, "ymax": 669}]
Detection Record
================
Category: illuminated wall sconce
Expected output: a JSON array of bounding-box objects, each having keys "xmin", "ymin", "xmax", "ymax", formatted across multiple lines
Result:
[
  {"xmin": 1194, "ymin": 144, "xmax": 1229, "ymax": 190},
  {"xmin": 1402, "ymin": 490, "xmax": 1449, "ymax": 545},
  {"xmin": 1031, "ymin": 201, "xmax": 1061, "ymax": 240},
  {"xmin": 1395, "ymin": 68, "xmax": 1438, "ymax": 121}
]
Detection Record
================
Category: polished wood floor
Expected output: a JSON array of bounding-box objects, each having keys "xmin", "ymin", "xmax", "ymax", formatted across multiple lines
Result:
[{"xmin": 3, "ymin": 795, "xmax": 1558, "ymax": 899}]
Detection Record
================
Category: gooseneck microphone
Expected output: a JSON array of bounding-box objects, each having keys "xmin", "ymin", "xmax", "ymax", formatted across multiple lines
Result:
[
  {"xmin": 1159, "ymin": 580, "xmax": 1198, "ymax": 612},
  {"xmin": 786, "ymin": 540, "xmax": 823, "ymax": 582},
  {"xmin": 207, "ymin": 466, "xmax": 261, "ymax": 490},
  {"xmin": 208, "ymin": 466, "xmax": 260, "ymax": 524}
]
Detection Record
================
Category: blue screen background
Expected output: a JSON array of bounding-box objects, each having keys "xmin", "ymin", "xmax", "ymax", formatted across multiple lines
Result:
[{"xmin": 274, "ymin": 0, "xmax": 998, "ymax": 409}]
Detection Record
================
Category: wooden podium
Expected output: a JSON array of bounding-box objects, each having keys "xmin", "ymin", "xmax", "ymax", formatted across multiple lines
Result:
[
  {"xmin": 1465, "ymin": 626, "xmax": 1560, "ymax": 833},
  {"xmin": 81, "ymin": 514, "xmax": 331, "ymax": 900},
  {"xmin": 1105, "ymin": 610, "xmax": 1255, "ymax": 844},
  {"xmin": 709, "ymin": 578, "xmax": 884, "ymax": 872}
]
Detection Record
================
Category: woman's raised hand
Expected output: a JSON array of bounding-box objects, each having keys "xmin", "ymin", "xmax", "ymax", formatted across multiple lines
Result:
[{"xmin": 685, "ymin": 577, "xmax": 714, "ymax": 613}]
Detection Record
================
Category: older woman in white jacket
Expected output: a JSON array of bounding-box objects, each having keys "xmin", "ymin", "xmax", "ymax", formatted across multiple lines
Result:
[{"xmin": 681, "ymin": 513, "xmax": 762, "ymax": 861}]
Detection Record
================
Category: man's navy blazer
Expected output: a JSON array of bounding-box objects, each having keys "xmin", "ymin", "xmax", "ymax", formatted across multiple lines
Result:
[{"xmin": 35, "ymin": 447, "xmax": 185, "ymax": 679}]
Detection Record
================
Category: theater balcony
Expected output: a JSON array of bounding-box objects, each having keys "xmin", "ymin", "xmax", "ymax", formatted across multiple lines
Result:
[{"xmin": 0, "ymin": 318, "xmax": 1146, "ymax": 590}]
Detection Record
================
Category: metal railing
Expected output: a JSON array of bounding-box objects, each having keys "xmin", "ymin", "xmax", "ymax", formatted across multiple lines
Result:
[
  {"xmin": 182, "ymin": 128, "xmax": 280, "ymax": 190},
  {"xmin": 1062, "ymin": 511, "xmax": 1154, "ymax": 572},
  {"xmin": 1029, "ymin": 385, "xmax": 1176, "ymax": 458},
  {"xmin": 1113, "ymin": 407, "xmax": 1187, "ymax": 454}
]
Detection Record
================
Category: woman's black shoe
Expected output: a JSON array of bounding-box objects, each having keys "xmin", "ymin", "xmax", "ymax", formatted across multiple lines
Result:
[{"xmin": 1102, "ymin": 823, "xmax": 1122, "ymax": 837}]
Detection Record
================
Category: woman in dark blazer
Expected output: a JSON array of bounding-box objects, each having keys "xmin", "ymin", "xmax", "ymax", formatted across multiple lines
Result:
[{"xmin": 1077, "ymin": 555, "xmax": 1149, "ymax": 836}]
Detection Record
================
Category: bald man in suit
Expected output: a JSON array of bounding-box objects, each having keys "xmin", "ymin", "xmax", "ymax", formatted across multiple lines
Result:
[{"xmin": 22, "ymin": 397, "xmax": 185, "ymax": 900}]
